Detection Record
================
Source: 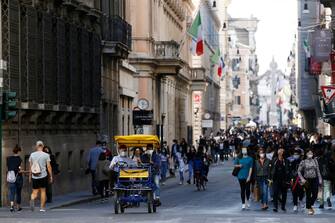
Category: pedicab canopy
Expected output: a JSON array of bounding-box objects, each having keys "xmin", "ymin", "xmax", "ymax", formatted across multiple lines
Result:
[{"xmin": 114, "ymin": 135, "xmax": 160, "ymax": 147}]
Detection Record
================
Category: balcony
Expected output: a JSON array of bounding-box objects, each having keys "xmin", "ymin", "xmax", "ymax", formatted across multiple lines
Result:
[
  {"xmin": 191, "ymin": 68, "xmax": 207, "ymax": 91},
  {"xmin": 153, "ymin": 41, "xmax": 179, "ymax": 59},
  {"xmin": 152, "ymin": 41, "xmax": 184, "ymax": 74},
  {"xmin": 102, "ymin": 15, "xmax": 132, "ymax": 58}
]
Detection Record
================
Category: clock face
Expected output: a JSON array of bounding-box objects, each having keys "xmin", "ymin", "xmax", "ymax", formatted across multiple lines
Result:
[
  {"xmin": 204, "ymin": 113, "xmax": 211, "ymax": 119},
  {"xmin": 138, "ymin": 99, "xmax": 149, "ymax": 110}
]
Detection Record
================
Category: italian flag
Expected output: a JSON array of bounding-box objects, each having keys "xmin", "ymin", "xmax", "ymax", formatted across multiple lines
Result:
[
  {"xmin": 189, "ymin": 12, "xmax": 204, "ymax": 56},
  {"xmin": 218, "ymin": 57, "xmax": 225, "ymax": 77}
]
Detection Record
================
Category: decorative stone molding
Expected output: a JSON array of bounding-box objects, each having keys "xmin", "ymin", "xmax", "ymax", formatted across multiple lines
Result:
[{"xmin": 163, "ymin": 0, "xmax": 186, "ymax": 21}]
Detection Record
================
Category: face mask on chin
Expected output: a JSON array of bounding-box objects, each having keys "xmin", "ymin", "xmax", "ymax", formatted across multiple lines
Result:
[{"xmin": 307, "ymin": 154, "xmax": 313, "ymax": 159}]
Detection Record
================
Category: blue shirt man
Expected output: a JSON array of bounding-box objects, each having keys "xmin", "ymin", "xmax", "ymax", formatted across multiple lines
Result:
[{"xmin": 87, "ymin": 142, "xmax": 104, "ymax": 171}]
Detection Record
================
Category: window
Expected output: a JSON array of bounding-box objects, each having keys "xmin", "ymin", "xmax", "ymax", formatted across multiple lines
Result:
[
  {"xmin": 24, "ymin": 155, "xmax": 30, "ymax": 172},
  {"xmin": 79, "ymin": 150, "xmax": 85, "ymax": 169},
  {"xmin": 235, "ymin": 96, "xmax": 241, "ymax": 105},
  {"xmin": 68, "ymin": 151, "xmax": 73, "ymax": 171}
]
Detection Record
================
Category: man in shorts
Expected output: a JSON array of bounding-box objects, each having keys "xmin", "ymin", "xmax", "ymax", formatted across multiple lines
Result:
[{"xmin": 29, "ymin": 141, "xmax": 53, "ymax": 212}]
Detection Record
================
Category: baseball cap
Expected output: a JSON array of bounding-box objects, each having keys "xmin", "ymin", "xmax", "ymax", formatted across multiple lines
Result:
[{"xmin": 36, "ymin": 140, "xmax": 44, "ymax": 147}]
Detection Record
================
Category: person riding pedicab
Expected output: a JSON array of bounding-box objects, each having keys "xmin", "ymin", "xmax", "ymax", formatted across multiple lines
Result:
[{"xmin": 109, "ymin": 144, "xmax": 136, "ymax": 188}]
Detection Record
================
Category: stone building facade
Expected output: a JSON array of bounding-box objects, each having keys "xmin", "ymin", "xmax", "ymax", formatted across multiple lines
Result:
[
  {"xmin": 0, "ymin": 0, "xmax": 131, "ymax": 205},
  {"xmin": 128, "ymin": 0, "xmax": 195, "ymax": 145}
]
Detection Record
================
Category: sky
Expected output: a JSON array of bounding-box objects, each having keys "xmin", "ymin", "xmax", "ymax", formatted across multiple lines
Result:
[{"xmin": 228, "ymin": 0, "xmax": 297, "ymax": 75}]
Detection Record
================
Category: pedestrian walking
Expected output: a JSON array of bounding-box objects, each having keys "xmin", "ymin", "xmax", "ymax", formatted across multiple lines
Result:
[
  {"xmin": 317, "ymin": 149, "xmax": 333, "ymax": 209},
  {"xmin": 270, "ymin": 148, "xmax": 290, "ymax": 213},
  {"xmin": 176, "ymin": 151, "xmax": 185, "ymax": 185},
  {"xmin": 96, "ymin": 153, "xmax": 110, "ymax": 201},
  {"xmin": 298, "ymin": 149, "xmax": 322, "ymax": 215},
  {"xmin": 29, "ymin": 141, "xmax": 53, "ymax": 212},
  {"xmin": 87, "ymin": 141, "xmax": 104, "ymax": 195},
  {"xmin": 160, "ymin": 142, "xmax": 169, "ymax": 185},
  {"xmin": 186, "ymin": 146, "xmax": 196, "ymax": 184},
  {"xmin": 42, "ymin": 146, "xmax": 59, "ymax": 203},
  {"xmin": 6, "ymin": 145, "xmax": 24, "ymax": 212},
  {"xmin": 289, "ymin": 149, "xmax": 305, "ymax": 212},
  {"xmin": 255, "ymin": 148, "xmax": 271, "ymax": 210},
  {"xmin": 234, "ymin": 147, "xmax": 253, "ymax": 210}
]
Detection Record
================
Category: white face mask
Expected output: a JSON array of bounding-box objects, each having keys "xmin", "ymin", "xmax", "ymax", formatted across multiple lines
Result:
[
  {"xmin": 259, "ymin": 153, "xmax": 265, "ymax": 158},
  {"xmin": 242, "ymin": 149, "xmax": 247, "ymax": 155},
  {"xmin": 307, "ymin": 154, "xmax": 313, "ymax": 159},
  {"xmin": 147, "ymin": 150, "xmax": 153, "ymax": 155},
  {"xmin": 293, "ymin": 155, "xmax": 300, "ymax": 159},
  {"xmin": 120, "ymin": 151, "xmax": 126, "ymax": 157}
]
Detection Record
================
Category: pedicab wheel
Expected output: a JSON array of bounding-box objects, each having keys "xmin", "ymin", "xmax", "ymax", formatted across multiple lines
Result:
[
  {"xmin": 120, "ymin": 204, "xmax": 125, "ymax": 213},
  {"xmin": 152, "ymin": 203, "xmax": 157, "ymax": 213},
  {"xmin": 114, "ymin": 200, "xmax": 120, "ymax": 214},
  {"xmin": 147, "ymin": 192, "xmax": 153, "ymax": 213}
]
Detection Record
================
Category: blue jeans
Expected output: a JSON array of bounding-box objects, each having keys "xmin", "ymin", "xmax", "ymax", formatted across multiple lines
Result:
[
  {"xmin": 179, "ymin": 170, "xmax": 184, "ymax": 183},
  {"xmin": 188, "ymin": 161, "xmax": 194, "ymax": 181},
  {"xmin": 160, "ymin": 161, "xmax": 168, "ymax": 183},
  {"xmin": 8, "ymin": 176, "xmax": 23, "ymax": 204},
  {"xmin": 257, "ymin": 177, "xmax": 268, "ymax": 204},
  {"xmin": 154, "ymin": 174, "xmax": 160, "ymax": 198}
]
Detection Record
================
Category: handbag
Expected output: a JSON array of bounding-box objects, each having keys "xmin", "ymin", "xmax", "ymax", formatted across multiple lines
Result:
[{"xmin": 232, "ymin": 159, "xmax": 241, "ymax": 177}]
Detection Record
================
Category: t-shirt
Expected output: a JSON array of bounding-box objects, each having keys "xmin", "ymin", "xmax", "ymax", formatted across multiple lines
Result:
[
  {"xmin": 234, "ymin": 156, "xmax": 253, "ymax": 180},
  {"xmin": 110, "ymin": 155, "xmax": 136, "ymax": 172},
  {"xmin": 7, "ymin": 156, "xmax": 22, "ymax": 176},
  {"xmin": 29, "ymin": 151, "xmax": 51, "ymax": 179}
]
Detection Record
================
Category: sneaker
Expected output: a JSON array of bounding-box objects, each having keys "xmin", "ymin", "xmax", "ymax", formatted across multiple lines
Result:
[
  {"xmin": 281, "ymin": 207, "xmax": 286, "ymax": 212},
  {"xmin": 39, "ymin": 209, "xmax": 46, "ymax": 212},
  {"xmin": 319, "ymin": 204, "xmax": 324, "ymax": 209},
  {"xmin": 327, "ymin": 198, "xmax": 332, "ymax": 209},
  {"xmin": 246, "ymin": 200, "xmax": 250, "ymax": 208},
  {"xmin": 179, "ymin": 182, "xmax": 183, "ymax": 185},
  {"xmin": 162, "ymin": 182, "xmax": 166, "ymax": 186},
  {"xmin": 187, "ymin": 180, "xmax": 191, "ymax": 184},
  {"xmin": 242, "ymin": 204, "xmax": 246, "ymax": 210},
  {"xmin": 308, "ymin": 208, "xmax": 314, "ymax": 215},
  {"xmin": 30, "ymin": 200, "xmax": 35, "ymax": 212},
  {"xmin": 17, "ymin": 208, "xmax": 22, "ymax": 212},
  {"xmin": 293, "ymin": 205, "xmax": 298, "ymax": 212},
  {"xmin": 273, "ymin": 208, "xmax": 278, "ymax": 212},
  {"xmin": 10, "ymin": 206, "xmax": 14, "ymax": 212}
]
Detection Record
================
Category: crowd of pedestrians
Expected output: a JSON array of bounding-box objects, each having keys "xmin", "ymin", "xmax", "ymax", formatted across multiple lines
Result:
[{"xmin": 230, "ymin": 127, "xmax": 335, "ymax": 215}]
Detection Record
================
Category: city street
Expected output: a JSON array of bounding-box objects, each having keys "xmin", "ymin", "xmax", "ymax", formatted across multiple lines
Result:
[{"xmin": 1, "ymin": 162, "xmax": 335, "ymax": 223}]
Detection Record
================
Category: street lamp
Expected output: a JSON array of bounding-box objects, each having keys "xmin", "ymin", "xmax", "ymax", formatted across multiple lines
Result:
[
  {"xmin": 303, "ymin": 0, "xmax": 309, "ymax": 14},
  {"xmin": 160, "ymin": 113, "xmax": 166, "ymax": 147}
]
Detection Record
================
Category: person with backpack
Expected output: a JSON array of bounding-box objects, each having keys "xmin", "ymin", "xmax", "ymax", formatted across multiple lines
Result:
[
  {"xmin": 29, "ymin": 141, "xmax": 53, "ymax": 212},
  {"xmin": 6, "ymin": 145, "xmax": 24, "ymax": 212},
  {"xmin": 96, "ymin": 153, "xmax": 110, "ymax": 202}
]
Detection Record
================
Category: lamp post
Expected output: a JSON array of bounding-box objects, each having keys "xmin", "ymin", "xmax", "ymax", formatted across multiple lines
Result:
[{"xmin": 161, "ymin": 113, "xmax": 166, "ymax": 147}]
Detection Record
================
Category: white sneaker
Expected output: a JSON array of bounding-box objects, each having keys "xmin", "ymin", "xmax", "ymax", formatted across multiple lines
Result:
[
  {"xmin": 242, "ymin": 204, "xmax": 246, "ymax": 210},
  {"xmin": 246, "ymin": 200, "xmax": 250, "ymax": 208},
  {"xmin": 39, "ymin": 209, "xmax": 46, "ymax": 212},
  {"xmin": 179, "ymin": 182, "xmax": 183, "ymax": 185},
  {"xmin": 293, "ymin": 205, "xmax": 298, "ymax": 212}
]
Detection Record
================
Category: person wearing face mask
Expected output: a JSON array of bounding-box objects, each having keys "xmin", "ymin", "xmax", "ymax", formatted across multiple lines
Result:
[
  {"xmin": 298, "ymin": 149, "xmax": 322, "ymax": 215},
  {"xmin": 289, "ymin": 149, "xmax": 304, "ymax": 212},
  {"xmin": 234, "ymin": 147, "xmax": 253, "ymax": 210},
  {"xmin": 270, "ymin": 148, "xmax": 290, "ymax": 212},
  {"xmin": 255, "ymin": 148, "xmax": 271, "ymax": 210}
]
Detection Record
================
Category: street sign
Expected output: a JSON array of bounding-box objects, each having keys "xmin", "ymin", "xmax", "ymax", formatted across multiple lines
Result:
[
  {"xmin": 133, "ymin": 110, "xmax": 153, "ymax": 125},
  {"xmin": 202, "ymin": 119, "xmax": 213, "ymax": 128},
  {"xmin": 321, "ymin": 86, "xmax": 335, "ymax": 105}
]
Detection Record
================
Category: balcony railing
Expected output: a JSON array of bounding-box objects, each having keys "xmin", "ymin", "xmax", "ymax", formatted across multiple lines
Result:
[
  {"xmin": 153, "ymin": 41, "xmax": 180, "ymax": 58},
  {"xmin": 191, "ymin": 68, "xmax": 206, "ymax": 81},
  {"xmin": 102, "ymin": 15, "xmax": 132, "ymax": 50}
]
